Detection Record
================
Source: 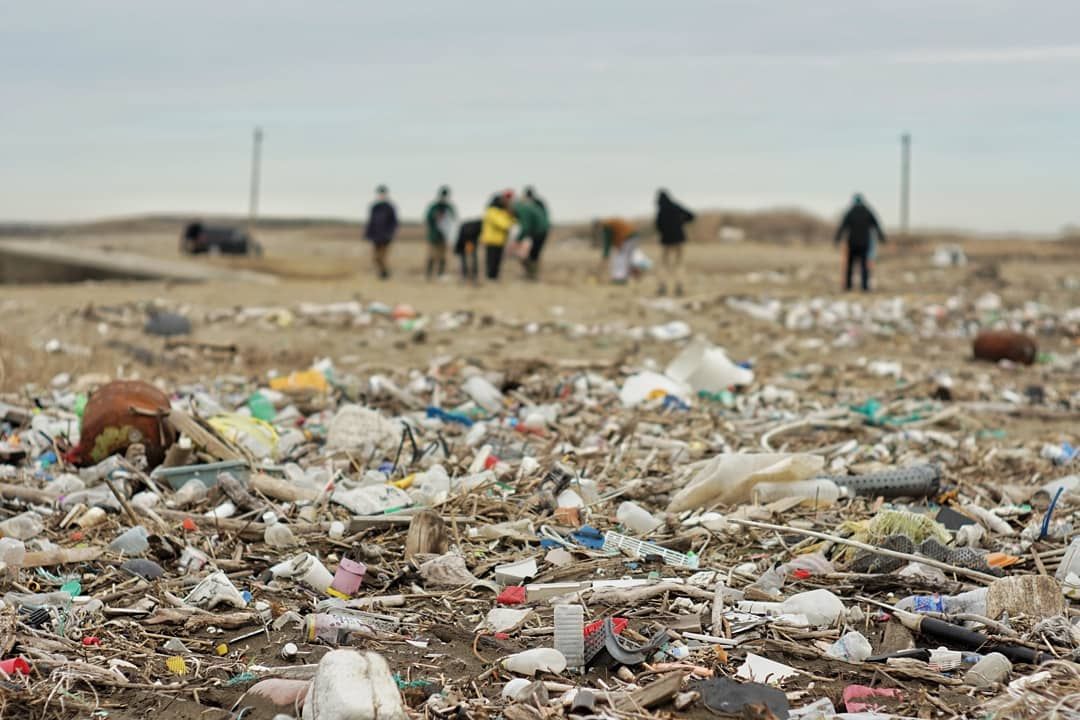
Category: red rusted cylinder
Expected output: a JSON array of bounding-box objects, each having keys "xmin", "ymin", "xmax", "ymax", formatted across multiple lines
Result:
[
  {"xmin": 973, "ymin": 330, "xmax": 1037, "ymax": 365},
  {"xmin": 76, "ymin": 380, "xmax": 175, "ymax": 468}
]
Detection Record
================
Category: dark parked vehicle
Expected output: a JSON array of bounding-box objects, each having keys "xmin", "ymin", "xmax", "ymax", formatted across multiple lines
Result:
[{"xmin": 181, "ymin": 222, "xmax": 262, "ymax": 256}]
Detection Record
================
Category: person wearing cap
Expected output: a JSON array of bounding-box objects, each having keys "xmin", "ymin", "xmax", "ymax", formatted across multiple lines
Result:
[
  {"xmin": 834, "ymin": 193, "xmax": 885, "ymax": 291},
  {"xmin": 655, "ymin": 189, "xmax": 695, "ymax": 296},
  {"xmin": 513, "ymin": 189, "xmax": 550, "ymax": 280},
  {"xmin": 480, "ymin": 191, "xmax": 515, "ymax": 280},
  {"xmin": 364, "ymin": 185, "xmax": 398, "ymax": 280},
  {"xmin": 424, "ymin": 186, "xmax": 456, "ymax": 280}
]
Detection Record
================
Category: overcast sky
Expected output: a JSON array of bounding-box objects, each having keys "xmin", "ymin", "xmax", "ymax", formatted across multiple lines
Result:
[{"xmin": 2, "ymin": 1, "xmax": 1078, "ymax": 232}]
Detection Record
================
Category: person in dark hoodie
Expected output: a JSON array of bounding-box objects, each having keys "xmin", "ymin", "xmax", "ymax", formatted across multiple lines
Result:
[
  {"xmin": 834, "ymin": 193, "xmax": 885, "ymax": 292},
  {"xmin": 655, "ymin": 189, "xmax": 695, "ymax": 296},
  {"xmin": 424, "ymin": 186, "xmax": 456, "ymax": 280},
  {"xmin": 364, "ymin": 185, "xmax": 398, "ymax": 280},
  {"xmin": 454, "ymin": 217, "xmax": 482, "ymax": 284}
]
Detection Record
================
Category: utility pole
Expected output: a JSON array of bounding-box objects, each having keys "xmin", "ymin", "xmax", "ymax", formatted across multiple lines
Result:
[
  {"xmin": 899, "ymin": 132, "xmax": 911, "ymax": 237},
  {"xmin": 248, "ymin": 126, "xmax": 263, "ymax": 230}
]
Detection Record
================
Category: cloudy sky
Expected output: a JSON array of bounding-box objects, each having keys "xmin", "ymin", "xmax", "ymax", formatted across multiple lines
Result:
[{"xmin": 2, "ymin": 1, "xmax": 1077, "ymax": 231}]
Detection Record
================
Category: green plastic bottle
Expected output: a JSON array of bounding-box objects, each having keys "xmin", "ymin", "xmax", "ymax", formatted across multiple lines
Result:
[{"xmin": 247, "ymin": 392, "xmax": 276, "ymax": 422}]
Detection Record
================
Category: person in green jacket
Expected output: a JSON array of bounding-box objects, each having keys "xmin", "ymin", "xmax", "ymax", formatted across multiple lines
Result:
[
  {"xmin": 513, "ymin": 189, "xmax": 550, "ymax": 279},
  {"xmin": 424, "ymin": 186, "xmax": 456, "ymax": 280}
]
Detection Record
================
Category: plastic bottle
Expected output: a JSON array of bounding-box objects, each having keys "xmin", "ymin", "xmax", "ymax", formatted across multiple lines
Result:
[
  {"xmin": 779, "ymin": 589, "xmax": 845, "ymax": 626},
  {"xmin": 263, "ymin": 512, "xmax": 298, "ymax": 548},
  {"xmin": 0, "ymin": 538, "xmax": 26, "ymax": 570},
  {"xmin": 170, "ymin": 479, "xmax": 209, "ymax": 508},
  {"xmin": 303, "ymin": 613, "xmax": 382, "ymax": 644},
  {"xmin": 78, "ymin": 455, "xmax": 127, "ymax": 485},
  {"xmin": 0, "ymin": 512, "xmax": 44, "ymax": 541},
  {"xmin": 896, "ymin": 588, "xmax": 988, "ymax": 616},
  {"xmin": 616, "ymin": 502, "xmax": 662, "ymax": 535},
  {"xmin": 60, "ymin": 485, "xmax": 121, "ymax": 512},
  {"xmin": 463, "ymin": 377, "xmax": 504, "ymax": 414},
  {"xmin": 964, "ymin": 652, "xmax": 1011, "ymax": 687},
  {"xmin": 752, "ymin": 479, "xmax": 847, "ymax": 507},
  {"xmin": 3, "ymin": 591, "xmax": 74, "ymax": 609},
  {"xmin": 108, "ymin": 526, "xmax": 150, "ymax": 555},
  {"xmin": 464, "ymin": 422, "xmax": 488, "ymax": 447},
  {"xmin": 1056, "ymin": 537, "xmax": 1080, "ymax": 583},
  {"xmin": 410, "ymin": 465, "xmax": 451, "ymax": 506}
]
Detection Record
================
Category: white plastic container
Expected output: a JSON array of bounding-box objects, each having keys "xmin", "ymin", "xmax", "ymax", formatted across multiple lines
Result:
[
  {"xmin": 553, "ymin": 605, "xmax": 585, "ymax": 669},
  {"xmin": 501, "ymin": 648, "xmax": 567, "ymax": 677},
  {"xmin": 752, "ymin": 479, "xmax": 848, "ymax": 507},
  {"xmin": 271, "ymin": 553, "xmax": 334, "ymax": 593},
  {"xmin": 616, "ymin": 501, "xmax": 662, "ymax": 535},
  {"xmin": 463, "ymin": 376, "xmax": 504, "ymax": 414}
]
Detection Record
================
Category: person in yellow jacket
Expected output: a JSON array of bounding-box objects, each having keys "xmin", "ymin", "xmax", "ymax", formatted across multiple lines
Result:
[{"xmin": 480, "ymin": 191, "xmax": 516, "ymax": 280}]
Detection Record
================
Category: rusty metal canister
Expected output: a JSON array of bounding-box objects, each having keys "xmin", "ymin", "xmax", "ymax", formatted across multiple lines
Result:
[
  {"xmin": 972, "ymin": 330, "xmax": 1037, "ymax": 365},
  {"xmin": 77, "ymin": 380, "xmax": 175, "ymax": 468}
]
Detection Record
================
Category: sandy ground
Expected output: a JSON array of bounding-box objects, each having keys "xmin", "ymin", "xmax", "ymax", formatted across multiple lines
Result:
[
  {"xmin": 1, "ymin": 226, "xmax": 1077, "ymax": 428},
  {"xmin": 0, "ymin": 225, "xmax": 1078, "ymax": 718}
]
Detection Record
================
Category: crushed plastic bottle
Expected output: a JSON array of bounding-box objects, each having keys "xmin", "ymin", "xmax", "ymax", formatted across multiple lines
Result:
[{"xmin": 0, "ymin": 512, "xmax": 45, "ymax": 541}]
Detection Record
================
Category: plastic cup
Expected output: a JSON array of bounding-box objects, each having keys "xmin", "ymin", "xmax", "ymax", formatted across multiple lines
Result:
[{"xmin": 329, "ymin": 559, "xmax": 366, "ymax": 598}]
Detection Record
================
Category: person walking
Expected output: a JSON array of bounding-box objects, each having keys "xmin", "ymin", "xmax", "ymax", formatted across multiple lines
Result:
[
  {"xmin": 514, "ymin": 190, "xmax": 550, "ymax": 280},
  {"xmin": 521, "ymin": 187, "xmax": 550, "ymax": 278},
  {"xmin": 834, "ymin": 193, "xmax": 885, "ymax": 292},
  {"xmin": 424, "ymin": 186, "xmax": 456, "ymax": 280},
  {"xmin": 364, "ymin": 185, "xmax": 398, "ymax": 280},
  {"xmin": 480, "ymin": 191, "xmax": 515, "ymax": 281},
  {"xmin": 655, "ymin": 189, "xmax": 695, "ymax": 296}
]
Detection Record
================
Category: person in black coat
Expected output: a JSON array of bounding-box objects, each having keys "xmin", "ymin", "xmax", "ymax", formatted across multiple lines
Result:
[
  {"xmin": 454, "ymin": 218, "xmax": 482, "ymax": 284},
  {"xmin": 655, "ymin": 189, "xmax": 695, "ymax": 296},
  {"xmin": 364, "ymin": 185, "xmax": 398, "ymax": 279},
  {"xmin": 834, "ymin": 193, "xmax": 885, "ymax": 291}
]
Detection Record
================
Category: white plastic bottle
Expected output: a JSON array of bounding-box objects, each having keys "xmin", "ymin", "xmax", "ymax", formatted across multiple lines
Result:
[
  {"xmin": 944, "ymin": 588, "xmax": 989, "ymax": 615},
  {"xmin": 170, "ymin": 479, "xmax": 208, "ymax": 508},
  {"xmin": 753, "ymin": 479, "xmax": 848, "ymax": 507},
  {"xmin": 263, "ymin": 512, "xmax": 298, "ymax": 548},
  {"xmin": 616, "ymin": 501, "xmax": 662, "ymax": 535},
  {"xmin": 0, "ymin": 537, "xmax": 26, "ymax": 571},
  {"xmin": 0, "ymin": 512, "xmax": 45, "ymax": 540}
]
